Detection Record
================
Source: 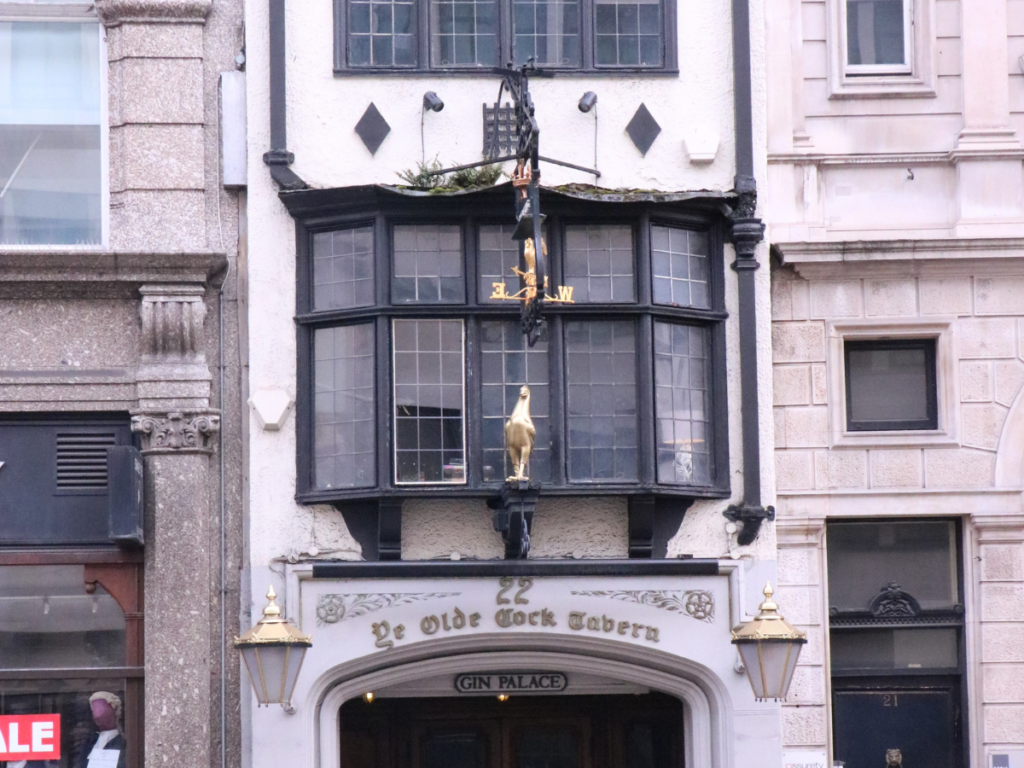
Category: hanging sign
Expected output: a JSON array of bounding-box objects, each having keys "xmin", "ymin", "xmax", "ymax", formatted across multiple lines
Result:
[
  {"xmin": 455, "ymin": 672, "xmax": 568, "ymax": 694},
  {"xmin": 0, "ymin": 715, "xmax": 61, "ymax": 761}
]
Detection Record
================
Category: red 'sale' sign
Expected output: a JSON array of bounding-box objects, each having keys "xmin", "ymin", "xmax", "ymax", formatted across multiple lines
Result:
[{"xmin": 0, "ymin": 715, "xmax": 61, "ymax": 760}]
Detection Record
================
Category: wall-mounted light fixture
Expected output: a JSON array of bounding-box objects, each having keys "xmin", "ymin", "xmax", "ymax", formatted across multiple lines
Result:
[
  {"xmin": 731, "ymin": 583, "xmax": 806, "ymax": 701},
  {"xmin": 235, "ymin": 587, "xmax": 312, "ymax": 711},
  {"xmin": 423, "ymin": 91, "xmax": 445, "ymax": 112},
  {"xmin": 578, "ymin": 91, "xmax": 597, "ymax": 113}
]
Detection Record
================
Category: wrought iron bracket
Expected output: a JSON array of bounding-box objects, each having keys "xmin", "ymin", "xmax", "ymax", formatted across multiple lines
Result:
[
  {"xmin": 492, "ymin": 481, "xmax": 540, "ymax": 559},
  {"xmin": 723, "ymin": 503, "xmax": 775, "ymax": 546}
]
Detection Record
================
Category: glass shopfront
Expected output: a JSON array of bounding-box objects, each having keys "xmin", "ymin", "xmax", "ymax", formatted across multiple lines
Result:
[{"xmin": 0, "ymin": 564, "xmax": 142, "ymax": 768}]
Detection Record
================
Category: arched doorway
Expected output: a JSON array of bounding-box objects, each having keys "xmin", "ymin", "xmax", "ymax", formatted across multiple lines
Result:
[{"xmin": 313, "ymin": 635, "xmax": 733, "ymax": 768}]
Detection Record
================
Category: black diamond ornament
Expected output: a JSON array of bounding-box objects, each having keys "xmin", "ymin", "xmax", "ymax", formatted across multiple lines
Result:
[
  {"xmin": 625, "ymin": 103, "xmax": 661, "ymax": 157},
  {"xmin": 355, "ymin": 102, "xmax": 391, "ymax": 155}
]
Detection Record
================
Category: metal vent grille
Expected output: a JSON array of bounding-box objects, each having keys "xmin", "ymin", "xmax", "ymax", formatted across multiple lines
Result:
[
  {"xmin": 483, "ymin": 103, "xmax": 518, "ymax": 158},
  {"xmin": 56, "ymin": 432, "xmax": 116, "ymax": 489}
]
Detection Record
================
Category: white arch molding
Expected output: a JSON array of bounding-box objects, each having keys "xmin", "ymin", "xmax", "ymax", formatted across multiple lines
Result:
[
  {"xmin": 310, "ymin": 634, "xmax": 735, "ymax": 768},
  {"xmin": 996, "ymin": 379, "xmax": 1024, "ymax": 488}
]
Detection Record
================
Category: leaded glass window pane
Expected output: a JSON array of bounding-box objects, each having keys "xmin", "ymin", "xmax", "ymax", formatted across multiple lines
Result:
[
  {"xmin": 654, "ymin": 322, "xmax": 711, "ymax": 485},
  {"xmin": 394, "ymin": 319, "xmax": 465, "ymax": 484},
  {"xmin": 314, "ymin": 324, "xmax": 377, "ymax": 489},
  {"xmin": 651, "ymin": 225, "xmax": 709, "ymax": 309},
  {"xmin": 594, "ymin": 0, "xmax": 662, "ymax": 66},
  {"xmin": 313, "ymin": 226, "xmax": 375, "ymax": 310},
  {"xmin": 392, "ymin": 224, "xmax": 464, "ymax": 304},
  {"xmin": 846, "ymin": 0, "xmax": 905, "ymax": 65},
  {"xmin": 349, "ymin": 0, "xmax": 417, "ymax": 66},
  {"xmin": 565, "ymin": 320, "xmax": 637, "ymax": 481},
  {"xmin": 564, "ymin": 225, "xmax": 635, "ymax": 303},
  {"xmin": 479, "ymin": 224, "xmax": 520, "ymax": 303},
  {"xmin": 512, "ymin": 0, "xmax": 581, "ymax": 67},
  {"xmin": 481, "ymin": 320, "xmax": 550, "ymax": 483},
  {"xmin": 431, "ymin": 0, "xmax": 498, "ymax": 66}
]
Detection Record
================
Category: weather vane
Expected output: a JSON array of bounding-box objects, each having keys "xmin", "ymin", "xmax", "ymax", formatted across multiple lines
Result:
[{"xmin": 428, "ymin": 61, "xmax": 596, "ymax": 346}]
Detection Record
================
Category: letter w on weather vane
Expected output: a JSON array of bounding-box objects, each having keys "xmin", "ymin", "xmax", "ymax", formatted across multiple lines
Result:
[{"xmin": 425, "ymin": 61, "xmax": 594, "ymax": 347}]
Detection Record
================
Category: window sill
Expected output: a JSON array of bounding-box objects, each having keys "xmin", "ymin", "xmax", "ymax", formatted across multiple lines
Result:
[
  {"xmin": 829, "ymin": 75, "xmax": 937, "ymax": 100},
  {"xmin": 830, "ymin": 429, "xmax": 959, "ymax": 449}
]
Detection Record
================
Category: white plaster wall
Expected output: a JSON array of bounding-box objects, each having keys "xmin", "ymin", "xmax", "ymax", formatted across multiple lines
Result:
[{"xmin": 280, "ymin": 0, "xmax": 739, "ymax": 192}]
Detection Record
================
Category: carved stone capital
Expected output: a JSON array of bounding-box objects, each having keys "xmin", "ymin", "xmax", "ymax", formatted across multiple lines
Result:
[
  {"xmin": 96, "ymin": 0, "xmax": 212, "ymax": 25},
  {"xmin": 139, "ymin": 284, "xmax": 208, "ymax": 364},
  {"xmin": 131, "ymin": 411, "xmax": 220, "ymax": 454}
]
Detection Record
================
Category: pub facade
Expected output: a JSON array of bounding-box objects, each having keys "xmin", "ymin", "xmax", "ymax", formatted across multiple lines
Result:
[{"xmin": 240, "ymin": 0, "xmax": 786, "ymax": 764}]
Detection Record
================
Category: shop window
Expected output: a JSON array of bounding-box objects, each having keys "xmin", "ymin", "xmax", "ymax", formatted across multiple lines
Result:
[
  {"xmin": 827, "ymin": 520, "xmax": 965, "ymax": 768},
  {"xmin": 334, "ymin": 0, "xmax": 676, "ymax": 72},
  {"xmin": 0, "ymin": 16, "xmax": 104, "ymax": 246},
  {"xmin": 844, "ymin": 339, "xmax": 937, "ymax": 432},
  {"xmin": 293, "ymin": 191, "xmax": 729, "ymax": 502},
  {"xmin": 0, "ymin": 559, "xmax": 143, "ymax": 768}
]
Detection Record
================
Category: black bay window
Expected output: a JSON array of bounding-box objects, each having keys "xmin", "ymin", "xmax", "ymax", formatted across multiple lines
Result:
[
  {"xmin": 334, "ymin": 0, "xmax": 676, "ymax": 72},
  {"xmin": 291, "ymin": 185, "xmax": 728, "ymax": 504}
]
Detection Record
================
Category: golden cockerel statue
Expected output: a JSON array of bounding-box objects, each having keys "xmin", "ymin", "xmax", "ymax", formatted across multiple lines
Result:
[{"xmin": 504, "ymin": 385, "xmax": 535, "ymax": 482}]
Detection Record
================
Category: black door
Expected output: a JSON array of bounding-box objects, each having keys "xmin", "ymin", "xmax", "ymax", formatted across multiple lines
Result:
[{"xmin": 833, "ymin": 678, "xmax": 961, "ymax": 768}]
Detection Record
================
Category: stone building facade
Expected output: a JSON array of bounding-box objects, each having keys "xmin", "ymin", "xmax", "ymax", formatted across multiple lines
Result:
[
  {"xmin": 767, "ymin": 0, "xmax": 1024, "ymax": 763},
  {"xmin": 0, "ymin": 2, "xmax": 245, "ymax": 768}
]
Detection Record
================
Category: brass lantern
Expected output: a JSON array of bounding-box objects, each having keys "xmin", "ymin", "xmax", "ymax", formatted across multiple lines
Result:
[
  {"xmin": 731, "ymin": 582, "xmax": 806, "ymax": 701},
  {"xmin": 235, "ymin": 587, "xmax": 312, "ymax": 708}
]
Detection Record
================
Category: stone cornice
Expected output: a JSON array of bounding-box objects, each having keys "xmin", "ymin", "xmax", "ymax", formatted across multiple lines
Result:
[
  {"xmin": 95, "ymin": 0, "xmax": 212, "ymax": 25},
  {"xmin": 775, "ymin": 238, "xmax": 1024, "ymax": 278},
  {"xmin": 777, "ymin": 489, "xmax": 1022, "ymax": 518},
  {"xmin": 0, "ymin": 250, "xmax": 227, "ymax": 296}
]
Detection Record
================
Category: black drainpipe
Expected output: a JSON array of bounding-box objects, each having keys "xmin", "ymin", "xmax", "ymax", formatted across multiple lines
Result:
[
  {"xmin": 723, "ymin": 0, "xmax": 773, "ymax": 546},
  {"xmin": 264, "ymin": 0, "xmax": 307, "ymax": 190}
]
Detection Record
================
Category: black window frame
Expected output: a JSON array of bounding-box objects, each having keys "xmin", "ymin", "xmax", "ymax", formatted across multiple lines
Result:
[
  {"xmin": 291, "ymin": 185, "xmax": 729, "ymax": 505},
  {"xmin": 844, "ymin": 337, "xmax": 938, "ymax": 432},
  {"xmin": 332, "ymin": 0, "xmax": 678, "ymax": 74}
]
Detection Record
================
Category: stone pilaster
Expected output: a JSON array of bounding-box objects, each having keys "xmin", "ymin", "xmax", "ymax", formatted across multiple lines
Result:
[
  {"xmin": 99, "ymin": 0, "xmax": 211, "ymax": 252},
  {"xmin": 776, "ymin": 516, "xmax": 829, "ymax": 754},
  {"xmin": 132, "ymin": 411, "xmax": 220, "ymax": 768},
  {"xmin": 950, "ymin": 0, "xmax": 1024, "ymax": 235},
  {"xmin": 970, "ymin": 515, "xmax": 1024, "ymax": 752}
]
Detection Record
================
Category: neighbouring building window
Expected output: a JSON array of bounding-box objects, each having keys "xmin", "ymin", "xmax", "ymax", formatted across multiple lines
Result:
[
  {"xmin": 294, "ymin": 191, "xmax": 727, "ymax": 501},
  {"xmin": 827, "ymin": 520, "xmax": 965, "ymax": 768},
  {"xmin": 335, "ymin": 0, "xmax": 674, "ymax": 71},
  {"xmin": 844, "ymin": 0, "xmax": 911, "ymax": 73},
  {"xmin": 0, "ymin": 19, "xmax": 103, "ymax": 245},
  {"xmin": 844, "ymin": 338, "xmax": 937, "ymax": 431}
]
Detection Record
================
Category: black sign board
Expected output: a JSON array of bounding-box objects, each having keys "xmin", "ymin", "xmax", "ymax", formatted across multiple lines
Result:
[{"xmin": 454, "ymin": 672, "xmax": 568, "ymax": 694}]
